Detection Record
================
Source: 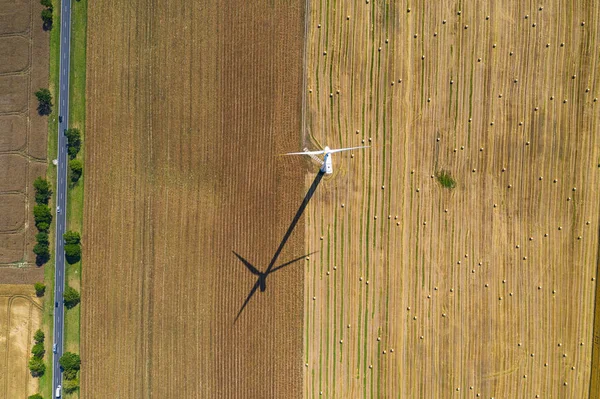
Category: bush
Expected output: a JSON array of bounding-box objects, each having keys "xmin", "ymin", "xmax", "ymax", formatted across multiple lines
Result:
[
  {"xmin": 28, "ymin": 394, "xmax": 44, "ymax": 399},
  {"xmin": 63, "ymin": 287, "xmax": 80, "ymax": 309},
  {"xmin": 33, "ymin": 204, "xmax": 52, "ymax": 230},
  {"xmin": 64, "ymin": 243, "xmax": 81, "ymax": 264},
  {"xmin": 36, "ymin": 222, "xmax": 49, "ymax": 233},
  {"xmin": 31, "ymin": 342, "xmax": 45, "ymax": 358},
  {"xmin": 33, "ymin": 243, "xmax": 50, "ymax": 266},
  {"xmin": 63, "ymin": 368, "xmax": 78, "ymax": 380},
  {"xmin": 34, "ymin": 329, "xmax": 45, "ymax": 343},
  {"xmin": 35, "ymin": 232, "xmax": 49, "ymax": 245},
  {"xmin": 34, "ymin": 88, "xmax": 52, "ymax": 115},
  {"xmin": 436, "ymin": 170, "xmax": 456, "ymax": 189},
  {"xmin": 59, "ymin": 352, "xmax": 81, "ymax": 371},
  {"xmin": 69, "ymin": 159, "xmax": 83, "ymax": 182},
  {"xmin": 65, "ymin": 128, "xmax": 81, "ymax": 159},
  {"xmin": 28, "ymin": 357, "xmax": 46, "ymax": 377},
  {"xmin": 40, "ymin": 0, "xmax": 52, "ymax": 7},
  {"xmin": 63, "ymin": 230, "xmax": 81, "ymax": 245},
  {"xmin": 33, "ymin": 177, "xmax": 52, "ymax": 205},
  {"xmin": 63, "ymin": 378, "xmax": 79, "ymax": 393},
  {"xmin": 33, "ymin": 243, "xmax": 50, "ymax": 265},
  {"xmin": 34, "ymin": 283, "xmax": 46, "ymax": 297}
]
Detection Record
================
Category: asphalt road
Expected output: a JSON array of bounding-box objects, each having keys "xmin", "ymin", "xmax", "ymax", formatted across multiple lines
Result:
[{"xmin": 53, "ymin": 0, "xmax": 72, "ymax": 395}]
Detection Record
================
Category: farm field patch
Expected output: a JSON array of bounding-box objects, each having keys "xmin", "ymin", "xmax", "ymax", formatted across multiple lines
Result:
[
  {"xmin": 0, "ymin": 284, "xmax": 43, "ymax": 399},
  {"xmin": 83, "ymin": 0, "xmax": 306, "ymax": 397},
  {"xmin": 0, "ymin": 0, "xmax": 50, "ymax": 281},
  {"xmin": 302, "ymin": 0, "xmax": 600, "ymax": 398}
]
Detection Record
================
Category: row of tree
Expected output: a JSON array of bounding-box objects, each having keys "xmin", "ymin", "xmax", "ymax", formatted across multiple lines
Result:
[
  {"xmin": 60, "ymin": 352, "xmax": 81, "ymax": 393},
  {"xmin": 65, "ymin": 128, "xmax": 83, "ymax": 182},
  {"xmin": 33, "ymin": 177, "xmax": 53, "ymax": 265},
  {"xmin": 28, "ymin": 329, "xmax": 46, "ymax": 377}
]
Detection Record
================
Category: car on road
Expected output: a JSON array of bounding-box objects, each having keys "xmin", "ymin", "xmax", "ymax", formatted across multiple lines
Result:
[
  {"xmin": 55, "ymin": 385, "xmax": 61, "ymax": 398},
  {"xmin": 53, "ymin": 343, "xmax": 57, "ymax": 353},
  {"xmin": 57, "ymin": 206, "xmax": 61, "ymax": 213},
  {"xmin": 59, "ymin": 115, "xmax": 63, "ymax": 123},
  {"xmin": 55, "ymin": 301, "xmax": 58, "ymax": 307}
]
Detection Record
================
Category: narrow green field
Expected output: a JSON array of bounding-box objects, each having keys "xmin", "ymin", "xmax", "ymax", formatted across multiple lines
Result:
[{"xmin": 63, "ymin": 0, "xmax": 88, "ymax": 397}]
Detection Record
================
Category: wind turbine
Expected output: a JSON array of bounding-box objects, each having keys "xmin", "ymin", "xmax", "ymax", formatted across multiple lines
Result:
[{"xmin": 283, "ymin": 145, "xmax": 370, "ymax": 174}]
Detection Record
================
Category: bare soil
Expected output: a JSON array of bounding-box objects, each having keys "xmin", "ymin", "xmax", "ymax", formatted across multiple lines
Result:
[
  {"xmin": 0, "ymin": 36, "xmax": 29, "ymax": 74},
  {"xmin": 0, "ymin": 0, "xmax": 30, "ymax": 35},
  {"xmin": 0, "ymin": 115, "xmax": 26, "ymax": 152},
  {"xmin": 0, "ymin": 75, "xmax": 28, "ymax": 113},
  {"xmin": 0, "ymin": 194, "xmax": 26, "ymax": 232},
  {"xmin": 83, "ymin": 0, "xmax": 306, "ymax": 397}
]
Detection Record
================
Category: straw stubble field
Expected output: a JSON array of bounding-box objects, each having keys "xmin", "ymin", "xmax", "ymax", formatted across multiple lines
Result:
[
  {"xmin": 83, "ymin": 0, "xmax": 305, "ymax": 397},
  {"xmin": 303, "ymin": 0, "xmax": 599, "ymax": 398},
  {"xmin": 0, "ymin": 285, "xmax": 43, "ymax": 399}
]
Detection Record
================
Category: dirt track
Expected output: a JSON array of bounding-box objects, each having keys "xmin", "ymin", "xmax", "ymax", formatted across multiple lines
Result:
[
  {"xmin": 83, "ymin": 1, "xmax": 306, "ymax": 397},
  {"xmin": 302, "ymin": 1, "xmax": 600, "ymax": 398}
]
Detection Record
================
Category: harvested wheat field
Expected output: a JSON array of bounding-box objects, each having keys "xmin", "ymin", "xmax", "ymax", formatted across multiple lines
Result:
[
  {"xmin": 302, "ymin": 0, "xmax": 600, "ymax": 398},
  {"xmin": 0, "ymin": 0, "xmax": 49, "ymax": 283},
  {"xmin": 83, "ymin": 0, "xmax": 306, "ymax": 397},
  {"xmin": 0, "ymin": 284, "xmax": 43, "ymax": 399}
]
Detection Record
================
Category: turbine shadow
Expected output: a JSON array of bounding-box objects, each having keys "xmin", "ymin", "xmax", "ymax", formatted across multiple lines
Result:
[{"xmin": 233, "ymin": 170, "xmax": 326, "ymax": 323}]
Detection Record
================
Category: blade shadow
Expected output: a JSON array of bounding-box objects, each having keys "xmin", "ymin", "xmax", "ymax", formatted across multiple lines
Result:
[{"xmin": 233, "ymin": 170, "xmax": 325, "ymax": 323}]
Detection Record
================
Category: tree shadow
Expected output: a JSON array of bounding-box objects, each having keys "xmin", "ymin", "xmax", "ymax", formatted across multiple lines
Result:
[{"xmin": 233, "ymin": 170, "xmax": 325, "ymax": 322}]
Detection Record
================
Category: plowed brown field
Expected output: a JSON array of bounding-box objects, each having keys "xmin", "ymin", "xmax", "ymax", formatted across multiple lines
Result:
[
  {"xmin": 83, "ymin": 1, "xmax": 306, "ymax": 397},
  {"xmin": 0, "ymin": 0, "xmax": 49, "ymax": 281},
  {"xmin": 303, "ymin": 0, "xmax": 600, "ymax": 398}
]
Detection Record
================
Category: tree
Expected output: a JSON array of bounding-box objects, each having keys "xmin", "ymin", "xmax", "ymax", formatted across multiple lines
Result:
[
  {"xmin": 34, "ymin": 329, "xmax": 45, "ymax": 343},
  {"xmin": 40, "ymin": 0, "xmax": 53, "ymax": 8},
  {"xmin": 63, "ymin": 286, "xmax": 80, "ymax": 309},
  {"xmin": 36, "ymin": 222, "xmax": 49, "ymax": 233},
  {"xmin": 33, "ymin": 177, "xmax": 52, "ymax": 204},
  {"xmin": 28, "ymin": 357, "xmax": 46, "ymax": 377},
  {"xmin": 59, "ymin": 352, "xmax": 81, "ymax": 371},
  {"xmin": 33, "ymin": 204, "xmax": 52, "ymax": 230},
  {"xmin": 31, "ymin": 342, "xmax": 45, "ymax": 358},
  {"xmin": 63, "ymin": 230, "xmax": 81, "ymax": 245},
  {"xmin": 63, "ymin": 368, "xmax": 78, "ymax": 380},
  {"xmin": 64, "ymin": 243, "xmax": 81, "ymax": 264},
  {"xmin": 65, "ymin": 128, "xmax": 81, "ymax": 159},
  {"xmin": 69, "ymin": 159, "xmax": 83, "ymax": 182},
  {"xmin": 63, "ymin": 378, "xmax": 79, "ymax": 393},
  {"xmin": 28, "ymin": 394, "xmax": 44, "ymax": 399},
  {"xmin": 33, "ymin": 242, "xmax": 50, "ymax": 266},
  {"xmin": 34, "ymin": 282, "xmax": 46, "ymax": 297},
  {"xmin": 34, "ymin": 88, "xmax": 52, "ymax": 115},
  {"xmin": 35, "ymin": 232, "xmax": 49, "ymax": 245}
]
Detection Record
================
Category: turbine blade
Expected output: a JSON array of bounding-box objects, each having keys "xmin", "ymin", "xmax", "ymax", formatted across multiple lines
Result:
[
  {"xmin": 234, "ymin": 280, "xmax": 261, "ymax": 323},
  {"xmin": 232, "ymin": 251, "xmax": 261, "ymax": 276},
  {"xmin": 270, "ymin": 251, "xmax": 317, "ymax": 274},
  {"xmin": 282, "ymin": 150, "xmax": 326, "ymax": 156},
  {"xmin": 329, "ymin": 145, "xmax": 370, "ymax": 153}
]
